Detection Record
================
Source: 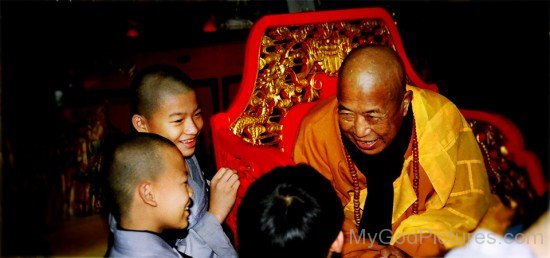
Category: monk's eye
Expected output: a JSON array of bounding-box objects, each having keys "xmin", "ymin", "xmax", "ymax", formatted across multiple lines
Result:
[
  {"xmin": 339, "ymin": 112, "xmax": 355, "ymax": 122},
  {"xmin": 365, "ymin": 115, "xmax": 384, "ymax": 125}
]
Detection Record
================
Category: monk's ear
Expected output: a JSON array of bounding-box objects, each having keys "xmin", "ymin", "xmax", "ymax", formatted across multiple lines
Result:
[
  {"xmin": 132, "ymin": 114, "xmax": 149, "ymax": 133},
  {"xmin": 329, "ymin": 231, "xmax": 344, "ymax": 254},
  {"xmin": 401, "ymin": 90, "xmax": 413, "ymax": 117},
  {"xmin": 138, "ymin": 181, "xmax": 157, "ymax": 207}
]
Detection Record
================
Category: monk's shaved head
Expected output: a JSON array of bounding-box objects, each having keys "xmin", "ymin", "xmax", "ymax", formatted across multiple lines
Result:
[
  {"xmin": 338, "ymin": 45, "xmax": 406, "ymax": 103},
  {"xmin": 108, "ymin": 133, "xmax": 181, "ymax": 217},
  {"xmin": 131, "ymin": 64, "xmax": 194, "ymax": 118}
]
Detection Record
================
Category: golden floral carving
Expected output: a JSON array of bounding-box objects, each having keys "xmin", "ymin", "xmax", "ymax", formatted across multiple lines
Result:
[{"xmin": 231, "ymin": 19, "xmax": 392, "ymax": 145}]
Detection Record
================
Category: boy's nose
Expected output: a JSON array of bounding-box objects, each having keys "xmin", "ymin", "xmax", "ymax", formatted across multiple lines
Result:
[{"xmin": 184, "ymin": 120, "xmax": 199, "ymax": 134}]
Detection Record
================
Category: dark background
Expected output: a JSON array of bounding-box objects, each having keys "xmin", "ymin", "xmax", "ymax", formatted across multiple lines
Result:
[{"xmin": 1, "ymin": 0, "xmax": 548, "ymax": 256}]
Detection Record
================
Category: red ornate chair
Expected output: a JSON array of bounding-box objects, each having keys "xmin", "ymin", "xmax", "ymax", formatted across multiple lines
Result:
[{"xmin": 210, "ymin": 7, "xmax": 546, "ymax": 238}]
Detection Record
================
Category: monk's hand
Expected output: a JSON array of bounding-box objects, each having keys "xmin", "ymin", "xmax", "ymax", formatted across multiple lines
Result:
[
  {"xmin": 209, "ymin": 167, "xmax": 240, "ymax": 223},
  {"xmin": 378, "ymin": 245, "xmax": 409, "ymax": 258}
]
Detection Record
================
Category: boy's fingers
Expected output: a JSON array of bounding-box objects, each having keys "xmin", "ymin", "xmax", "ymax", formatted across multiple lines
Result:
[
  {"xmin": 211, "ymin": 168, "xmax": 230, "ymax": 184},
  {"xmin": 211, "ymin": 171, "xmax": 221, "ymax": 183},
  {"xmin": 218, "ymin": 168, "xmax": 236, "ymax": 176},
  {"xmin": 228, "ymin": 172, "xmax": 239, "ymax": 181},
  {"xmin": 228, "ymin": 175, "xmax": 240, "ymax": 188},
  {"xmin": 231, "ymin": 180, "xmax": 241, "ymax": 189},
  {"xmin": 218, "ymin": 171, "xmax": 231, "ymax": 183},
  {"xmin": 219, "ymin": 169, "xmax": 238, "ymax": 183}
]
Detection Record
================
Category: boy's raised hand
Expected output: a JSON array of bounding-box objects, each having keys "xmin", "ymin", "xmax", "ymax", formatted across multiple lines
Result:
[{"xmin": 209, "ymin": 167, "xmax": 240, "ymax": 223}]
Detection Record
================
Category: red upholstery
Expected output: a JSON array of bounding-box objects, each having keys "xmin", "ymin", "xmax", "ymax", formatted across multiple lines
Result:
[
  {"xmin": 211, "ymin": 114, "xmax": 294, "ymax": 235},
  {"xmin": 210, "ymin": 7, "xmax": 546, "ymax": 238},
  {"xmin": 461, "ymin": 109, "xmax": 546, "ymax": 197}
]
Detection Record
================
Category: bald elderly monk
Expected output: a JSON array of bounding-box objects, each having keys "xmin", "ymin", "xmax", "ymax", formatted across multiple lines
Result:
[{"xmin": 293, "ymin": 45, "xmax": 491, "ymax": 258}]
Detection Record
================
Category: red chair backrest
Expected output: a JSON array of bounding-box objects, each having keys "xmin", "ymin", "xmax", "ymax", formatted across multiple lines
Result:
[
  {"xmin": 210, "ymin": 6, "xmax": 546, "ymax": 240},
  {"xmin": 225, "ymin": 7, "xmax": 438, "ymax": 149}
]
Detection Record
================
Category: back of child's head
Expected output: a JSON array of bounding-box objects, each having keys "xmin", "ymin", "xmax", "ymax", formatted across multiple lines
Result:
[
  {"xmin": 108, "ymin": 132, "xmax": 179, "ymax": 218},
  {"xmin": 237, "ymin": 164, "xmax": 344, "ymax": 258},
  {"xmin": 130, "ymin": 64, "xmax": 194, "ymax": 118}
]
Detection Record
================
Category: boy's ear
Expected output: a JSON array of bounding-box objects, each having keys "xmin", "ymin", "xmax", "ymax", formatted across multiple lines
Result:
[
  {"xmin": 329, "ymin": 231, "xmax": 344, "ymax": 254},
  {"xmin": 138, "ymin": 181, "xmax": 157, "ymax": 207},
  {"xmin": 132, "ymin": 114, "xmax": 149, "ymax": 132}
]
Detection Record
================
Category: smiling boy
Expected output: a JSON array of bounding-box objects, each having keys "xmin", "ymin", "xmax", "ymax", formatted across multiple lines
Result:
[
  {"xmin": 107, "ymin": 133, "xmax": 193, "ymax": 257},
  {"xmin": 128, "ymin": 64, "xmax": 239, "ymax": 257}
]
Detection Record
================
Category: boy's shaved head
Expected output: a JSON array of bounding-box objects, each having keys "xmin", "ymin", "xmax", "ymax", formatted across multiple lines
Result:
[
  {"xmin": 108, "ymin": 133, "xmax": 180, "ymax": 217},
  {"xmin": 131, "ymin": 64, "xmax": 194, "ymax": 118}
]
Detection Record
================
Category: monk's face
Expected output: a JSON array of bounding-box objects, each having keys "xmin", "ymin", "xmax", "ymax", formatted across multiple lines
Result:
[{"xmin": 338, "ymin": 70, "xmax": 410, "ymax": 155}]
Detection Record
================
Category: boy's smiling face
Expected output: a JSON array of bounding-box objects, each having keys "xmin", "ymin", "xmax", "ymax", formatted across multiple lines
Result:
[
  {"xmin": 154, "ymin": 146, "xmax": 193, "ymax": 230},
  {"xmin": 141, "ymin": 90, "xmax": 203, "ymax": 158}
]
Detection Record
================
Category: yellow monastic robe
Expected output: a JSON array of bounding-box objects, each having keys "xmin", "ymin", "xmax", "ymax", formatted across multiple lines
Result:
[{"xmin": 293, "ymin": 86, "xmax": 491, "ymax": 257}]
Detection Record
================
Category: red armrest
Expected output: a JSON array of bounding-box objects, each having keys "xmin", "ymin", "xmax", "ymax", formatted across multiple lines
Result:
[
  {"xmin": 210, "ymin": 113, "xmax": 295, "ymax": 236},
  {"xmin": 461, "ymin": 109, "xmax": 547, "ymax": 197}
]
